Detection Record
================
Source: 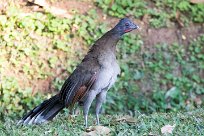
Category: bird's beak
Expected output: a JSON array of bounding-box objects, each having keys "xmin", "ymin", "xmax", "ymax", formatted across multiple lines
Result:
[{"xmin": 131, "ymin": 23, "xmax": 139, "ymax": 30}]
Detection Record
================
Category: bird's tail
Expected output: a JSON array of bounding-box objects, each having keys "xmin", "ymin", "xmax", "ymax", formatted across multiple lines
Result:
[{"xmin": 18, "ymin": 94, "xmax": 64, "ymax": 125}]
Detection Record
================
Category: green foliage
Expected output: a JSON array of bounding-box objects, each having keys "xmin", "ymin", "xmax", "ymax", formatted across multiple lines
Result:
[
  {"xmin": 72, "ymin": 9, "xmax": 108, "ymax": 45},
  {"xmin": 0, "ymin": 7, "xmax": 106, "ymax": 117},
  {"xmin": 0, "ymin": 77, "xmax": 43, "ymax": 119},
  {"xmin": 105, "ymin": 34, "xmax": 204, "ymax": 114},
  {"xmin": 96, "ymin": 0, "xmax": 204, "ymax": 28},
  {"xmin": 96, "ymin": 0, "xmax": 147, "ymax": 18},
  {"xmin": 0, "ymin": 6, "xmax": 74, "ymax": 81},
  {"xmin": 0, "ymin": 6, "xmax": 77, "ymax": 116}
]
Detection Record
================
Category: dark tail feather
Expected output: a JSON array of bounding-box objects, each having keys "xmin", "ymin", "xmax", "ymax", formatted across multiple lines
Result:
[{"xmin": 18, "ymin": 94, "xmax": 64, "ymax": 125}]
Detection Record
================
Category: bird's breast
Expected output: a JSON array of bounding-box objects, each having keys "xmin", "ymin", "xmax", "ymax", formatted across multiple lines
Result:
[{"xmin": 91, "ymin": 55, "xmax": 120, "ymax": 93}]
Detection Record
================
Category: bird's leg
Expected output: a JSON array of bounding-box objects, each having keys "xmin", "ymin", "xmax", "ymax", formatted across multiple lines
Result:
[
  {"xmin": 83, "ymin": 90, "xmax": 96, "ymax": 127},
  {"xmin": 69, "ymin": 106, "xmax": 74, "ymax": 115},
  {"xmin": 95, "ymin": 91, "xmax": 107, "ymax": 125},
  {"xmin": 95, "ymin": 102, "xmax": 102, "ymax": 125}
]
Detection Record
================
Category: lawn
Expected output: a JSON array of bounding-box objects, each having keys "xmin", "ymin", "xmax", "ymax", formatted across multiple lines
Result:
[{"xmin": 1, "ymin": 108, "xmax": 204, "ymax": 135}]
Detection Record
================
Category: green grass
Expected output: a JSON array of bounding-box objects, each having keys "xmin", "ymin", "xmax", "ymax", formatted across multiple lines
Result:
[{"xmin": 1, "ymin": 108, "xmax": 204, "ymax": 135}]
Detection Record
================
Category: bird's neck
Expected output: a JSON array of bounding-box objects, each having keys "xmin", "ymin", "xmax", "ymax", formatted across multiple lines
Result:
[
  {"xmin": 96, "ymin": 29, "xmax": 121, "ymax": 48},
  {"xmin": 109, "ymin": 28, "xmax": 123, "ymax": 39},
  {"xmin": 88, "ymin": 29, "xmax": 122, "ymax": 58}
]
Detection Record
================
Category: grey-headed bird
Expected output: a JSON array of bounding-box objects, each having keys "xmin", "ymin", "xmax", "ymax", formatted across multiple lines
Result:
[{"xmin": 18, "ymin": 18, "xmax": 139, "ymax": 127}]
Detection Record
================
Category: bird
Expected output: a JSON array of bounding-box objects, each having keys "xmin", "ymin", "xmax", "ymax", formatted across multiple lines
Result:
[{"xmin": 18, "ymin": 18, "xmax": 139, "ymax": 127}]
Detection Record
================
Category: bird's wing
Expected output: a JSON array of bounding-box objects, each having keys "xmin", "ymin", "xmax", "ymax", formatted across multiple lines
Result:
[{"xmin": 59, "ymin": 56, "xmax": 100, "ymax": 107}]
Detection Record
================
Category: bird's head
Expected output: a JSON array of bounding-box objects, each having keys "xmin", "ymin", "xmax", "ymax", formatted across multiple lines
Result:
[{"xmin": 113, "ymin": 18, "xmax": 139, "ymax": 36}]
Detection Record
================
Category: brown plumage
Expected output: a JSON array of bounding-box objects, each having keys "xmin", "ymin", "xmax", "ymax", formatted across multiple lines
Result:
[{"xmin": 71, "ymin": 72, "xmax": 98, "ymax": 108}]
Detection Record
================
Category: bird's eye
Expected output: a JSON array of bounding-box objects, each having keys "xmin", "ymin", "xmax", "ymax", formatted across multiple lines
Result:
[{"xmin": 125, "ymin": 23, "xmax": 129, "ymax": 26}]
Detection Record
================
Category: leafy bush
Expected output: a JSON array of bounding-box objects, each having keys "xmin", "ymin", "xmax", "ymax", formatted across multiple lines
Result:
[
  {"xmin": 95, "ymin": 0, "xmax": 146, "ymax": 18},
  {"xmin": 0, "ymin": 7, "xmax": 74, "ymax": 117},
  {"xmin": 104, "ymin": 34, "xmax": 204, "ymax": 114},
  {"xmin": 95, "ymin": 0, "xmax": 204, "ymax": 28},
  {"xmin": 0, "ymin": 3, "xmax": 203, "ymax": 119},
  {"xmin": 0, "ymin": 77, "xmax": 44, "ymax": 119},
  {"xmin": 0, "ymin": 7, "xmax": 107, "ymax": 117},
  {"xmin": 72, "ymin": 9, "xmax": 108, "ymax": 45}
]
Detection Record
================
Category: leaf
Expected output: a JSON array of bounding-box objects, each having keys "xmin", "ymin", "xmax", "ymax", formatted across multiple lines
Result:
[
  {"xmin": 133, "ymin": 70, "xmax": 144, "ymax": 80},
  {"xmin": 161, "ymin": 124, "xmax": 176, "ymax": 134},
  {"xmin": 178, "ymin": 1, "xmax": 190, "ymax": 11},
  {"xmin": 82, "ymin": 126, "xmax": 111, "ymax": 136},
  {"xmin": 165, "ymin": 87, "xmax": 180, "ymax": 99},
  {"xmin": 111, "ymin": 4, "xmax": 117, "ymax": 11},
  {"xmin": 115, "ymin": 115, "xmax": 137, "ymax": 123}
]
